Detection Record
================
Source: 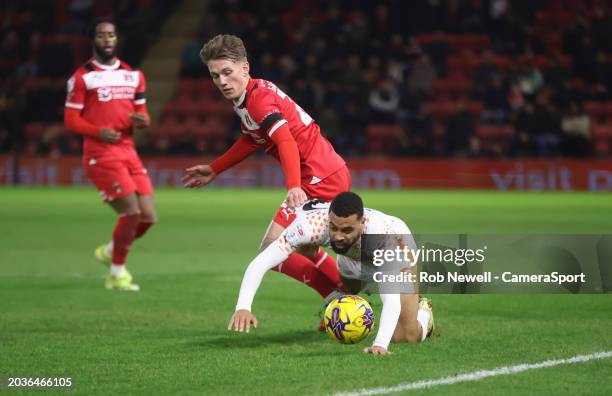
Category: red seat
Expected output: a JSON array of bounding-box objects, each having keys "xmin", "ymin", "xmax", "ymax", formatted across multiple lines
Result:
[
  {"xmin": 446, "ymin": 57, "xmax": 479, "ymax": 78},
  {"xmin": 584, "ymin": 102, "xmax": 608, "ymax": 121},
  {"xmin": 196, "ymin": 98, "xmax": 234, "ymax": 118},
  {"xmin": 25, "ymin": 122, "xmax": 69, "ymax": 138},
  {"xmin": 424, "ymin": 100, "xmax": 457, "ymax": 121},
  {"xmin": 541, "ymin": 32, "xmax": 564, "ymax": 52},
  {"xmin": 591, "ymin": 123, "xmax": 612, "ymax": 139},
  {"xmin": 163, "ymin": 97, "xmax": 201, "ymax": 119},
  {"xmin": 434, "ymin": 77, "xmax": 472, "ymax": 98},
  {"xmin": 594, "ymin": 139, "xmax": 610, "ymax": 156},
  {"xmin": 475, "ymin": 124, "xmax": 515, "ymax": 140},
  {"xmin": 535, "ymin": 11, "xmax": 574, "ymax": 28},
  {"xmin": 476, "ymin": 124, "xmax": 514, "ymax": 154},
  {"xmin": 177, "ymin": 78, "xmax": 218, "ymax": 99},
  {"xmin": 366, "ymin": 124, "xmax": 402, "ymax": 139},
  {"xmin": 151, "ymin": 119, "xmax": 185, "ymax": 137},
  {"xmin": 415, "ymin": 33, "xmax": 450, "ymax": 46},
  {"xmin": 452, "ymin": 34, "xmax": 491, "ymax": 52},
  {"xmin": 25, "ymin": 122, "xmax": 48, "ymax": 139},
  {"xmin": 366, "ymin": 124, "xmax": 402, "ymax": 154},
  {"xmin": 491, "ymin": 55, "xmax": 512, "ymax": 71},
  {"xmin": 531, "ymin": 55, "xmax": 551, "ymax": 69}
]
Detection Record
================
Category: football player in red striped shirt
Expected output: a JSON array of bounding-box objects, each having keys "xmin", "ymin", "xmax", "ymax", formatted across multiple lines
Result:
[
  {"xmin": 183, "ymin": 34, "xmax": 350, "ymax": 301},
  {"xmin": 64, "ymin": 18, "xmax": 156, "ymax": 291}
]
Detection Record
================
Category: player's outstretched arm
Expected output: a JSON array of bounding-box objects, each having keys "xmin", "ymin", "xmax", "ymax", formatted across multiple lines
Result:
[
  {"xmin": 268, "ymin": 123, "xmax": 307, "ymax": 208},
  {"xmin": 182, "ymin": 164, "xmax": 217, "ymax": 188},
  {"xmin": 234, "ymin": 239, "xmax": 292, "ymax": 312},
  {"xmin": 182, "ymin": 135, "xmax": 258, "ymax": 188},
  {"xmin": 227, "ymin": 309, "xmax": 258, "ymax": 333},
  {"xmin": 363, "ymin": 346, "xmax": 393, "ymax": 355},
  {"xmin": 365, "ymin": 293, "xmax": 402, "ymax": 355},
  {"xmin": 228, "ymin": 238, "xmax": 295, "ymax": 333}
]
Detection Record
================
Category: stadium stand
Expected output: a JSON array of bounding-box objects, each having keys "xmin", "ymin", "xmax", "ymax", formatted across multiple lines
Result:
[{"xmin": 2, "ymin": 0, "xmax": 612, "ymax": 158}]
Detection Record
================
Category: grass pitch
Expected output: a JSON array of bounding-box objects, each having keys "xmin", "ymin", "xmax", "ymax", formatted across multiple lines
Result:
[{"xmin": 1, "ymin": 188, "xmax": 611, "ymax": 395}]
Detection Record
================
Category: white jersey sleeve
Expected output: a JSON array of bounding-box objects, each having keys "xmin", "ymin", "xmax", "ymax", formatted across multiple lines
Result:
[
  {"xmin": 235, "ymin": 239, "xmax": 293, "ymax": 311},
  {"xmin": 234, "ymin": 205, "xmax": 330, "ymax": 312},
  {"xmin": 362, "ymin": 209, "xmax": 416, "ymax": 351},
  {"xmin": 372, "ymin": 292, "xmax": 402, "ymax": 349}
]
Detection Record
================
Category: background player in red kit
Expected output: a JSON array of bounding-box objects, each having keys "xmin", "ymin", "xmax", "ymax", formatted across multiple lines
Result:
[
  {"xmin": 64, "ymin": 18, "xmax": 157, "ymax": 291},
  {"xmin": 182, "ymin": 34, "xmax": 350, "ymax": 301}
]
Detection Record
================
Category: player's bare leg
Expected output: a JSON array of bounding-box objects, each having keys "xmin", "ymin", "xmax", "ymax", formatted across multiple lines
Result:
[
  {"xmin": 135, "ymin": 193, "xmax": 157, "ymax": 238},
  {"xmin": 391, "ymin": 294, "xmax": 434, "ymax": 344},
  {"xmin": 97, "ymin": 192, "xmax": 141, "ymax": 291},
  {"xmin": 258, "ymin": 220, "xmax": 285, "ymax": 253},
  {"xmin": 95, "ymin": 194, "xmax": 156, "ymax": 266}
]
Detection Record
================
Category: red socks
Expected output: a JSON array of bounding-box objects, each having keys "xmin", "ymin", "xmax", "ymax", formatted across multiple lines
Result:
[
  {"xmin": 273, "ymin": 253, "xmax": 337, "ymax": 298},
  {"xmin": 313, "ymin": 248, "xmax": 341, "ymax": 286},
  {"xmin": 111, "ymin": 214, "xmax": 140, "ymax": 265},
  {"xmin": 135, "ymin": 221, "xmax": 154, "ymax": 239}
]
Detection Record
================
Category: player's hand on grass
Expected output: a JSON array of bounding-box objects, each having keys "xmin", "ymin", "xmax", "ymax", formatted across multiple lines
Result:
[
  {"xmin": 363, "ymin": 346, "xmax": 392, "ymax": 355},
  {"xmin": 286, "ymin": 187, "xmax": 308, "ymax": 208},
  {"xmin": 129, "ymin": 112, "xmax": 149, "ymax": 128},
  {"xmin": 228, "ymin": 309, "xmax": 258, "ymax": 333},
  {"xmin": 99, "ymin": 128, "xmax": 121, "ymax": 143},
  {"xmin": 182, "ymin": 165, "xmax": 217, "ymax": 188}
]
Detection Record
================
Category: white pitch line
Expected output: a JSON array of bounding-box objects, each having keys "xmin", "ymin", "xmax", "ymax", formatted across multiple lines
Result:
[{"xmin": 334, "ymin": 350, "xmax": 612, "ymax": 396}]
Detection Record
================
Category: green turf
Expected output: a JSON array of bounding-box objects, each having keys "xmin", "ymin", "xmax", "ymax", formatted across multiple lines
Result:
[{"xmin": 0, "ymin": 188, "xmax": 611, "ymax": 395}]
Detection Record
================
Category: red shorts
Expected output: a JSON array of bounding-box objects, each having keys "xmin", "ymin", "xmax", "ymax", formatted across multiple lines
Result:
[
  {"xmin": 84, "ymin": 147, "xmax": 154, "ymax": 202},
  {"xmin": 273, "ymin": 166, "xmax": 351, "ymax": 228}
]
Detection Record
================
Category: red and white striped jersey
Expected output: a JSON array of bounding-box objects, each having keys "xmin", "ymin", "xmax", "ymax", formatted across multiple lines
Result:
[
  {"xmin": 233, "ymin": 78, "xmax": 345, "ymax": 184},
  {"xmin": 65, "ymin": 58, "xmax": 146, "ymax": 160}
]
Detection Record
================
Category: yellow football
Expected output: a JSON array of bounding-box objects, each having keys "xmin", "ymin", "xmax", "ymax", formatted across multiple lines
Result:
[{"xmin": 324, "ymin": 295, "xmax": 375, "ymax": 344}]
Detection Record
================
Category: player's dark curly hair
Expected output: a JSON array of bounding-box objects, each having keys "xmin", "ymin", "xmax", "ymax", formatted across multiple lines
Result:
[
  {"xmin": 330, "ymin": 192, "xmax": 364, "ymax": 219},
  {"xmin": 88, "ymin": 17, "xmax": 117, "ymax": 39}
]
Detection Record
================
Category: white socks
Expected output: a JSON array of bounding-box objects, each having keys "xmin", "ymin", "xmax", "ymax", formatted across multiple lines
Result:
[
  {"xmin": 104, "ymin": 241, "xmax": 113, "ymax": 257},
  {"xmin": 110, "ymin": 264, "xmax": 126, "ymax": 277},
  {"xmin": 417, "ymin": 308, "xmax": 431, "ymax": 342}
]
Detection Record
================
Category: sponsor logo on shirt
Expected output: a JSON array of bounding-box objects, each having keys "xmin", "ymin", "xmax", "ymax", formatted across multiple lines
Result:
[
  {"xmin": 97, "ymin": 87, "xmax": 112, "ymax": 102},
  {"xmin": 96, "ymin": 86, "xmax": 136, "ymax": 102}
]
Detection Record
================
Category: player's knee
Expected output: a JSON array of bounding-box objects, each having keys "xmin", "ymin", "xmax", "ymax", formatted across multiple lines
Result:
[
  {"xmin": 119, "ymin": 203, "xmax": 140, "ymax": 216},
  {"xmin": 140, "ymin": 209, "xmax": 158, "ymax": 223},
  {"xmin": 111, "ymin": 194, "xmax": 140, "ymax": 216},
  {"xmin": 123, "ymin": 208, "xmax": 141, "ymax": 217},
  {"xmin": 296, "ymin": 245, "xmax": 318, "ymax": 260}
]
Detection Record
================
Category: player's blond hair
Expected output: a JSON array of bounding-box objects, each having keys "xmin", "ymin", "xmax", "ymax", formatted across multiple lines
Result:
[{"xmin": 200, "ymin": 34, "xmax": 247, "ymax": 63}]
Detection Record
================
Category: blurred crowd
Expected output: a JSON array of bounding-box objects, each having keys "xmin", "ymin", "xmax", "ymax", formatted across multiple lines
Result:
[
  {"xmin": 183, "ymin": 0, "xmax": 612, "ymax": 158},
  {"xmin": 2, "ymin": 0, "xmax": 612, "ymax": 158},
  {"xmin": 0, "ymin": 0, "xmax": 176, "ymax": 155}
]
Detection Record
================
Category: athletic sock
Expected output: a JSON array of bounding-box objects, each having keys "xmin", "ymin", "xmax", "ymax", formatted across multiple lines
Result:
[
  {"xmin": 312, "ymin": 248, "xmax": 342, "ymax": 286},
  {"xmin": 274, "ymin": 253, "xmax": 337, "ymax": 298},
  {"xmin": 111, "ymin": 214, "xmax": 139, "ymax": 265},
  {"xmin": 135, "ymin": 221, "xmax": 154, "ymax": 239},
  {"xmin": 110, "ymin": 264, "xmax": 126, "ymax": 277},
  {"xmin": 104, "ymin": 241, "xmax": 113, "ymax": 257},
  {"xmin": 417, "ymin": 308, "xmax": 431, "ymax": 342}
]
